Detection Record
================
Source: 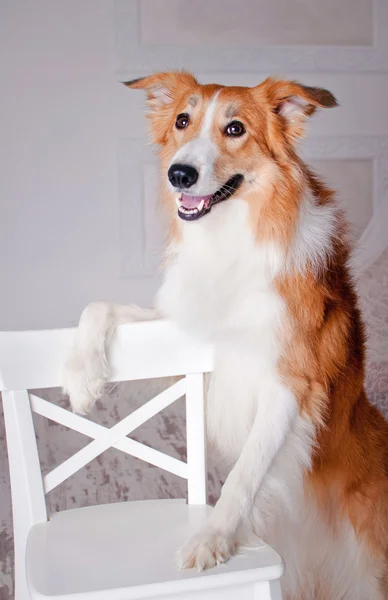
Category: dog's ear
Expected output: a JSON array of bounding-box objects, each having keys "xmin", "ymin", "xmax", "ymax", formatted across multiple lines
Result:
[
  {"xmin": 123, "ymin": 71, "xmax": 198, "ymax": 111},
  {"xmin": 123, "ymin": 71, "xmax": 198, "ymax": 144},
  {"xmin": 256, "ymin": 78, "xmax": 338, "ymax": 141}
]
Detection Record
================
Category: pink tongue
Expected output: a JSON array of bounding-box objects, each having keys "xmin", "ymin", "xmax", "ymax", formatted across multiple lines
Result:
[{"xmin": 180, "ymin": 193, "xmax": 212, "ymax": 209}]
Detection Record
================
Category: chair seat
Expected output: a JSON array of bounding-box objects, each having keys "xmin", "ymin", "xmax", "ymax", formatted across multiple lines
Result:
[{"xmin": 27, "ymin": 499, "xmax": 283, "ymax": 599}]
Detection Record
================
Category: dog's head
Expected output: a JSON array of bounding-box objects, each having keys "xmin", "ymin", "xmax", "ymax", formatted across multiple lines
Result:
[{"xmin": 124, "ymin": 72, "xmax": 337, "ymax": 224}]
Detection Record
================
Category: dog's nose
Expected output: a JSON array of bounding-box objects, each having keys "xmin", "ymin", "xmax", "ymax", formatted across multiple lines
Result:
[{"xmin": 168, "ymin": 164, "xmax": 199, "ymax": 189}]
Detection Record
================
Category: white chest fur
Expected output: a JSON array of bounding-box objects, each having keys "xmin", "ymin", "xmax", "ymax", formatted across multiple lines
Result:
[
  {"xmin": 157, "ymin": 200, "xmax": 286, "ymax": 461},
  {"xmin": 157, "ymin": 199, "xmax": 284, "ymax": 338}
]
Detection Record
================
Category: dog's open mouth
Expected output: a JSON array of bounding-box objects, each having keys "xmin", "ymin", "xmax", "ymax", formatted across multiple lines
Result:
[{"xmin": 176, "ymin": 174, "xmax": 244, "ymax": 221}]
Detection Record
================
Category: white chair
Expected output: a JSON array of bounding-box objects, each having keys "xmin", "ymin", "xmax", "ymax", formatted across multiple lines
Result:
[{"xmin": 0, "ymin": 320, "xmax": 283, "ymax": 600}]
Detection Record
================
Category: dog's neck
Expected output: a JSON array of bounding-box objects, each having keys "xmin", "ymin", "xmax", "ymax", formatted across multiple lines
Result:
[{"xmin": 157, "ymin": 198, "xmax": 284, "ymax": 339}]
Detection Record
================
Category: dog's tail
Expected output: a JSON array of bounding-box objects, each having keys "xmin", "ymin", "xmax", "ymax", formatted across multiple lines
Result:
[{"xmin": 63, "ymin": 302, "xmax": 159, "ymax": 414}]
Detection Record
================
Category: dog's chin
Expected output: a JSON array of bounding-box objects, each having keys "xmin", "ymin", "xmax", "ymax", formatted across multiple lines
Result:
[{"xmin": 175, "ymin": 174, "xmax": 244, "ymax": 221}]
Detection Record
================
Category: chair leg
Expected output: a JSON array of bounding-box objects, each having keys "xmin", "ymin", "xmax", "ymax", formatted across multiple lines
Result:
[
  {"xmin": 14, "ymin": 537, "xmax": 32, "ymax": 600},
  {"xmin": 2, "ymin": 390, "xmax": 47, "ymax": 600},
  {"xmin": 254, "ymin": 579, "xmax": 283, "ymax": 599},
  {"xmin": 269, "ymin": 580, "xmax": 283, "ymax": 599}
]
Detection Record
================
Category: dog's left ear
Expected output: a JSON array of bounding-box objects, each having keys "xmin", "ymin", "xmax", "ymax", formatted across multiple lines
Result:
[
  {"xmin": 256, "ymin": 78, "xmax": 338, "ymax": 140},
  {"xmin": 123, "ymin": 71, "xmax": 198, "ymax": 111}
]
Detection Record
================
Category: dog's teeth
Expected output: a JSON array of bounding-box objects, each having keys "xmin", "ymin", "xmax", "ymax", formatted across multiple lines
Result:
[
  {"xmin": 198, "ymin": 199, "xmax": 204, "ymax": 211},
  {"xmin": 175, "ymin": 197, "xmax": 181, "ymax": 208},
  {"xmin": 178, "ymin": 204, "xmax": 203, "ymax": 217}
]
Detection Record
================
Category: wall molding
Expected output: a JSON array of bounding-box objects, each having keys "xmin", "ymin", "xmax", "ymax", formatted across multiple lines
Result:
[
  {"xmin": 115, "ymin": 0, "xmax": 388, "ymax": 76},
  {"xmin": 119, "ymin": 139, "xmax": 159, "ymax": 278},
  {"xmin": 301, "ymin": 136, "xmax": 388, "ymax": 273}
]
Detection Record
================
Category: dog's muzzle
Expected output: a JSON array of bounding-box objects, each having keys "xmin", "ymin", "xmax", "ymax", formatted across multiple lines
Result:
[{"xmin": 175, "ymin": 174, "xmax": 244, "ymax": 221}]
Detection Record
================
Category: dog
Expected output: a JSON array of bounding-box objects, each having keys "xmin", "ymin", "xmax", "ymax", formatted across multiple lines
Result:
[{"xmin": 64, "ymin": 72, "xmax": 388, "ymax": 599}]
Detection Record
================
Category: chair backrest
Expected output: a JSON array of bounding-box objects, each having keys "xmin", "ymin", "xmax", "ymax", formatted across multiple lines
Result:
[{"xmin": 0, "ymin": 320, "xmax": 214, "ymax": 537}]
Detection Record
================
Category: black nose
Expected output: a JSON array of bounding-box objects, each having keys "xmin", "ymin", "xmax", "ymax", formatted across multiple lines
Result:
[{"xmin": 168, "ymin": 164, "xmax": 199, "ymax": 189}]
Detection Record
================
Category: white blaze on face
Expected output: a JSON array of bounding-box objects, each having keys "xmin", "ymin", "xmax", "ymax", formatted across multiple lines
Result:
[{"xmin": 170, "ymin": 91, "xmax": 221, "ymax": 195}]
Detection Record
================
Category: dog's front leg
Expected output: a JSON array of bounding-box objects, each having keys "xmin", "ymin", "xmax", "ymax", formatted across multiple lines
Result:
[
  {"xmin": 63, "ymin": 301, "xmax": 159, "ymax": 413},
  {"xmin": 177, "ymin": 381, "xmax": 297, "ymax": 571}
]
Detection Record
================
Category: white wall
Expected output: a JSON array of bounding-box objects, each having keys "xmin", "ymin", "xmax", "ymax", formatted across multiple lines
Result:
[{"xmin": 0, "ymin": 0, "xmax": 156, "ymax": 331}]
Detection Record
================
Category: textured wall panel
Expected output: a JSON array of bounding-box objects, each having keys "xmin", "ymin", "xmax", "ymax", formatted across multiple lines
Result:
[
  {"xmin": 140, "ymin": 0, "xmax": 373, "ymax": 47},
  {"xmin": 310, "ymin": 159, "xmax": 373, "ymax": 239}
]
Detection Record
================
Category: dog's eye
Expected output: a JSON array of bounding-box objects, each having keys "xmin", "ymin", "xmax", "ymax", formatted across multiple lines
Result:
[
  {"xmin": 175, "ymin": 113, "xmax": 190, "ymax": 130},
  {"xmin": 225, "ymin": 121, "xmax": 245, "ymax": 137}
]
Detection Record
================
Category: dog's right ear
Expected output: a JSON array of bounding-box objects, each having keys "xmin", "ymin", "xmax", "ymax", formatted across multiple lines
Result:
[
  {"xmin": 123, "ymin": 72, "xmax": 198, "ymax": 144},
  {"xmin": 123, "ymin": 72, "xmax": 198, "ymax": 112}
]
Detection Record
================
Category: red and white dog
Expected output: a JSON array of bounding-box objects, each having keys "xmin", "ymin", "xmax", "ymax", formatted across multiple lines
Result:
[{"xmin": 64, "ymin": 72, "xmax": 388, "ymax": 599}]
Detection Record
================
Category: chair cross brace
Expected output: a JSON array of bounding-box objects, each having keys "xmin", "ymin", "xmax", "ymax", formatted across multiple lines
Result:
[{"xmin": 30, "ymin": 378, "xmax": 188, "ymax": 493}]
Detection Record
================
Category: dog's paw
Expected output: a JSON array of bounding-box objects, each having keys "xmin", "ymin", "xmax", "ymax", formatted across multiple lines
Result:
[
  {"xmin": 176, "ymin": 528, "xmax": 237, "ymax": 572},
  {"xmin": 62, "ymin": 350, "xmax": 108, "ymax": 414}
]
